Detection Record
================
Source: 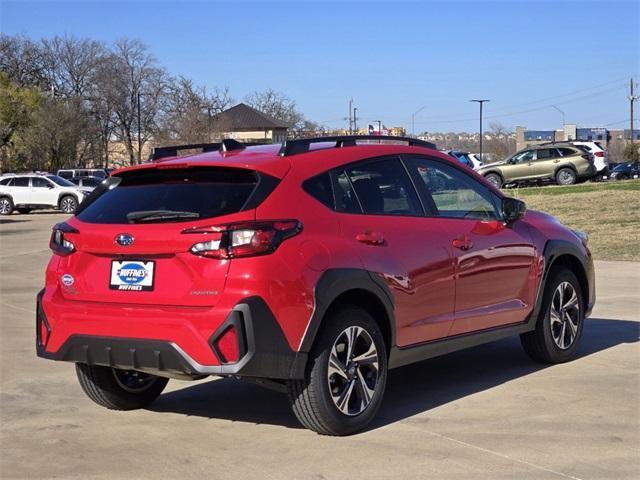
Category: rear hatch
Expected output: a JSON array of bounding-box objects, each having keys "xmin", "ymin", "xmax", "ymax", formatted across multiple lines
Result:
[{"xmin": 55, "ymin": 166, "xmax": 278, "ymax": 307}]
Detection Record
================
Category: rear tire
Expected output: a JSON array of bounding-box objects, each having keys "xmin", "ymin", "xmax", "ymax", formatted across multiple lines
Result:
[
  {"xmin": 556, "ymin": 168, "xmax": 577, "ymax": 185},
  {"xmin": 520, "ymin": 269, "xmax": 584, "ymax": 364},
  {"xmin": 0, "ymin": 197, "xmax": 14, "ymax": 215},
  {"xmin": 59, "ymin": 195, "xmax": 78, "ymax": 214},
  {"xmin": 76, "ymin": 363, "xmax": 168, "ymax": 410},
  {"xmin": 484, "ymin": 173, "xmax": 503, "ymax": 189},
  {"xmin": 287, "ymin": 306, "xmax": 388, "ymax": 436}
]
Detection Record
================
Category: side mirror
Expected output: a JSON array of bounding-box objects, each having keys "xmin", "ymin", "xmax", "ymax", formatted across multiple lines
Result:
[
  {"xmin": 47, "ymin": 184, "xmax": 54, "ymax": 189},
  {"xmin": 502, "ymin": 197, "xmax": 526, "ymax": 224}
]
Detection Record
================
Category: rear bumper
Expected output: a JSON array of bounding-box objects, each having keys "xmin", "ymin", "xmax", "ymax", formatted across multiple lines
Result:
[{"xmin": 36, "ymin": 290, "xmax": 307, "ymax": 379}]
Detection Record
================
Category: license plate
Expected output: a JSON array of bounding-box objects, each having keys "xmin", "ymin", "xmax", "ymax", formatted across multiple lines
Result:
[{"xmin": 110, "ymin": 260, "xmax": 155, "ymax": 291}]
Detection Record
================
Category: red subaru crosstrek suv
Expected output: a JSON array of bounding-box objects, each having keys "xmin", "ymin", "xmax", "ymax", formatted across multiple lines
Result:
[{"xmin": 37, "ymin": 136, "xmax": 595, "ymax": 435}]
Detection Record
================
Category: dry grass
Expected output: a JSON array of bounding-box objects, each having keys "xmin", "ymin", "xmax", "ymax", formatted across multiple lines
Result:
[{"xmin": 510, "ymin": 181, "xmax": 640, "ymax": 261}]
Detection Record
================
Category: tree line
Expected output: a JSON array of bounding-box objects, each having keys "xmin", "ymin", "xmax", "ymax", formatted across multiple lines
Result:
[{"xmin": 0, "ymin": 35, "xmax": 320, "ymax": 172}]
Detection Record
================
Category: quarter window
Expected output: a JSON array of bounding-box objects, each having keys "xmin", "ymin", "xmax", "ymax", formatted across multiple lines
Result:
[
  {"xmin": 32, "ymin": 177, "xmax": 51, "ymax": 188},
  {"xmin": 303, "ymin": 172, "xmax": 334, "ymax": 209},
  {"xmin": 407, "ymin": 158, "xmax": 499, "ymax": 220}
]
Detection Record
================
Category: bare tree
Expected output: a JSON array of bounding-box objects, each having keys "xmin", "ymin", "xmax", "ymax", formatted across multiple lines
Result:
[
  {"xmin": 244, "ymin": 88, "xmax": 303, "ymax": 134},
  {"xmin": 101, "ymin": 39, "xmax": 168, "ymax": 164},
  {"xmin": 0, "ymin": 35, "xmax": 48, "ymax": 89}
]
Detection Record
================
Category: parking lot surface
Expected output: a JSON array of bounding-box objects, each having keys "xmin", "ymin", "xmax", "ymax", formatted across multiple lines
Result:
[{"xmin": 1, "ymin": 213, "xmax": 638, "ymax": 479}]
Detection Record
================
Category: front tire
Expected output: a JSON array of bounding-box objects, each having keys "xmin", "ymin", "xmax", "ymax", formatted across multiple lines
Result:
[
  {"xmin": 484, "ymin": 173, "xmax": 503, "ymax": 189},
  {"xmin": 0, "ymin": 197, "xmax": 14, "ymax": 215},
  {"xmin": 76, "ymin": 364, "xmax": 169, "ymax": 410},
  {"xmin": 520, "ymin": 269, "xmax": 584, "ymax": 364},
  {"xmin": 287, "ymin": 306, "xmax": 388, "ymax": 436},
  {"xmin": 59, "ymin": 195, "xmax": 78, "ymax": 214}
]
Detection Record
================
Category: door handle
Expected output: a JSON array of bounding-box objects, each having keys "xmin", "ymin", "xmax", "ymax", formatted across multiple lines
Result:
[
  {"xmin": 452, "ymin": 235, "xmax": 473, "ymax": 251},
  {"xmin": 553, "ymin": 159, "xmax": 560, "ymax": 163},
  {"xmin": 356, "ymin": 231, "xmax": 385, "ymax": 246}
]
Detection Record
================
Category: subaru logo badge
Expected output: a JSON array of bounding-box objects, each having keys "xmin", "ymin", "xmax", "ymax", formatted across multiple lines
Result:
[
  {"xmin": 115, "ymin": 233, "xmax": 134, "ymax": 246},
  {"xmin": 61, "ymin": 274, "xmax": 74, "ymax": 286}
]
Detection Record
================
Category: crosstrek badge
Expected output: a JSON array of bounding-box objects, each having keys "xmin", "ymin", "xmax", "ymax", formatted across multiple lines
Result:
[{"xmin": 109, "ymin": 260, "xmax": 155, "ymax": 291}]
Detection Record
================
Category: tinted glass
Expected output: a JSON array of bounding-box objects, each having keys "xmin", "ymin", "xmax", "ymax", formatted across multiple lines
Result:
[
  {"xmin": 558, "ymin": 148, "xmax": 577, "ymax": 156},
  {"xmin": 32, "ymin": 177, "xmax": 51, "ymax": 188},
  {"xmin": 409, "ymin": 158, "xmax": 499, "ymax": 220},
  {"xmin": 345, "ymin": 158, "xmax": 421, "ymax": 216},
  {"xmin": 12, "ymin": 177, "xmax": 29, "ymax": 187},
  {"xmin": 303, "ymin": 173, "xmax": 334, "ymax": 208},
  {"xmin": 536, "ymin": 149, "xmax": 553, "ymax": 160},
  {"xmin": 46, "ymin": 175, "xmax": 75, "ymax": 187},
  {"xmin": 58, "ymin": 171, "xmax": 73, "ymax": 179},
  {"xmin": 0, "ymin": 178, "xmax": 11, "ymax": 185},
  {"xmin": 69, "ymin": 178, "xmax": 81, "ymax": 185},
  {"xmin": 76, "ymin": 167, "xmax": 258, "ymax": 224},
  {"xmin": 82, "ymin": 178, "xmax": 100, "ymax": 187},
  {"xmin": 334, "ymin": 171, "xmax": 361, "ymax": 213}
]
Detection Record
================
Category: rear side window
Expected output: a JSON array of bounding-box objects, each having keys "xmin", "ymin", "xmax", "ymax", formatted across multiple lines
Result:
[
  {"xmin": 345, "ymin": 158, "xmax": 422, "ymax": 216},
  {"xmin": 76, "ymin": 167, "xmax": 266, "ymax": 224},
  {"xmin": 12, "ymin": 177, "xmax": 29, "ymax": 187},
  {"xmin": 303, "ymin": 173, "xmax": 334, "ymax": 209},
  {"xmin": 0, "ymin": 178, "xmax": 11, "ymax": 185}
]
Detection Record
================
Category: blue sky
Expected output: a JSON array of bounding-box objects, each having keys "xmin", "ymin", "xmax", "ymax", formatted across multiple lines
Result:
[{"xmin": 2, "ymin": 0, "xmax": 638, "ymax": 132}]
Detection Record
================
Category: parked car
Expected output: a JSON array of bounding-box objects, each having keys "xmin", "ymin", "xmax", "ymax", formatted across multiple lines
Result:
[
  {"xmin": 0, "ymin": 174, "xmax": 89, "ymax": 215},
  {"xmin": 571, "ymin": 141, "xmax": 609, "ymax": 179},
  {"xmin": 57, "ymin": 168, "xmax": 110, "ymax": 179},
  {"xmin": 477, "ymin": 143, "xmax": 596, "ymax": 188},
  {"xmin": 446, "ymin": 150, "xmax": 483, "ymax": 170},
  {"xmin": 68, "ymin": 176, "xmax": 104, "ymax": 190},
  {"xmin": 36, "ymin": 136, "xmax": 594, "ymax": 435},
  {"xmin": 609, "ymin": 161, "xmax": 640, "ymax": 180}
]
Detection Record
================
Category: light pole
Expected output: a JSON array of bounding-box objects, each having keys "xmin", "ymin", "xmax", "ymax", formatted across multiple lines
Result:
[
  {"xmin": 411, "ymin": 106, "xmax": 426, "ymax": 137},
  {"xmin": 470, "ymin": 99, "xmax": 490, "ymax": 163},
  {"xmin": 353, "ymin": 107, "xmax": 358, "ymax": 134},
  {"xmin": 551, "ymin": 105, "xmax": 565, "ymax": 127}
]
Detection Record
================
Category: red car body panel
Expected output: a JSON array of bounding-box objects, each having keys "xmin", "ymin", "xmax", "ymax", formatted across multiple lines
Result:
[{"xmin": 38, "ymin": 141, "xmax": 594, "ymax": 378}]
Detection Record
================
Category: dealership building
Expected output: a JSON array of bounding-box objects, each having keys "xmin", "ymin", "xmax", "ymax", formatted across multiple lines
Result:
[{"xmin": 516, "ymin": 124, "xmax": 639, "ymax": 151}]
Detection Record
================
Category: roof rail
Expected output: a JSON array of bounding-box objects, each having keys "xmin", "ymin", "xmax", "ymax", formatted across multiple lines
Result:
[
  {"xmin": 148, "ymin": 139, "xmax": 246, "ymax": 161},
  {"xmin": 278, "ymin": 135, "xmax": 437, "ymax": 156}
]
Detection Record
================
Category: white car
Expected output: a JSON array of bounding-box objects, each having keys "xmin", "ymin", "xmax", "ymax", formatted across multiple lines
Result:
[
  {"xmin": 0, "ymin": 174, "xmax": 89, "ymax": 215},
  {"xmin": 571, "ymin": 142, "xmax": 609, "ymax": 178}
]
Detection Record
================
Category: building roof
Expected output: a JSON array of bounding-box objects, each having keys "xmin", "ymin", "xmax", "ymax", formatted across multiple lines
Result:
[{"xmin": 214, "ymin": 103, "xmax": 290, "ymax": 130}]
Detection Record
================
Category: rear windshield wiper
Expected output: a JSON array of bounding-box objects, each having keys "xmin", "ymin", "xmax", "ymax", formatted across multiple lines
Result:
[{"xmin": 126, "ymin": 210, "xmax": 200, "ymax": 223}]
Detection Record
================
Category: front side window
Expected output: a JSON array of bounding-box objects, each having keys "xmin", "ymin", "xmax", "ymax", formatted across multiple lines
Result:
[
  {"xmin": 512, "ymin": 150, "xmax": 534, "ymax": 163},
  {"xmin": 32, "ymin": 177, "xmax": 52, "ymax": 188},
  {"xmin": 407, "ymin": 157, "xmax": 500, "ymax": 220},
  {"xmin": 344, "ymin": 158, "xmax": 422, "ymax": 216}
]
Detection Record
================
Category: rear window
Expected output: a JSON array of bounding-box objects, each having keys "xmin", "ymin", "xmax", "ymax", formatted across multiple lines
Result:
[{"xmin": 76, "ymin": 167, "xmax": 263, "ymax": 224}]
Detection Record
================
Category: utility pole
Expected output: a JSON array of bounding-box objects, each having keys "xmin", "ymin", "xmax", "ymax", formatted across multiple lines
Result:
[
  {"xmin": 630, "ymin": 78, "xmax": 638, "ymax": 144},
  {"xmin": 348, "ymin": 98, "xmax": 353, "ymax": 135},
  {"xmin": 470, "ymin": 99, "xmax": 490, "ymax": 163},
  {"xmin": 136, "ymin": 92, "xmax": 142, "ymax": 164},
  {"xmin": 353, "ymin": 107, "xmax": 358, "ymax": 134},
  {"xmin": 411, "ymin": 106, "xmax": 426, "ymax": 137}
]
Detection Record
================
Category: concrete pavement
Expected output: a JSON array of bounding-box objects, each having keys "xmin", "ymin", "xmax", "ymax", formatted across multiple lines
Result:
[{"xmin": 1, "ymin": 213, "xmax": 638, "ymax": 479}]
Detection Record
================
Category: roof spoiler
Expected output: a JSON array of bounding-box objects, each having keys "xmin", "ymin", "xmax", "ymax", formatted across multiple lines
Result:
[
  {"xmin": 148, "ymin": 139, "xmax": 246, "ymax": 161},
  {"xmin": 278, "ymin": 135, "xmax": 437, "ymax": 156}
]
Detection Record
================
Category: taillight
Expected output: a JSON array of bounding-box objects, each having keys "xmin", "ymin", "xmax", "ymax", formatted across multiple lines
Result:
[
  {"xmin": 594, "ymin": 151, "xmax": 605, "ymax": 157},
  {"xmin": 49, "ymin": 222, "xmax": 79, "ymax": 256},
  {"xmin": 184, "ymin": 220, "xmax": 302, "ymax": 259}
]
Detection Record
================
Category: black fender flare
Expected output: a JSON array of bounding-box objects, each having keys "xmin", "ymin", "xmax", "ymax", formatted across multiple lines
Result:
[
  {"xmin": 528, "ymin": 239, "xmax": 594, "ymax": 327},
  {"xmin": 57, "ymin": 192, "xmax": 80, "ymax": 206},
  {"xmin": 298, "ymin": 269, "xmax": 396, "ymax": 353}
]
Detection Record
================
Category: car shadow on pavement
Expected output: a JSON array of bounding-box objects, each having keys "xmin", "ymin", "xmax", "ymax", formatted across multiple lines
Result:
[{"xmin": 148, "ymin": 318, "xmax": 639, "ymax": 431}]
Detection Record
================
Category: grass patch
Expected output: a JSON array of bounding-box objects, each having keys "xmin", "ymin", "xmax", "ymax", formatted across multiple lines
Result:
[{"xmin": 508, "ymin": 181, "xmax": 640, "ymax": 261}]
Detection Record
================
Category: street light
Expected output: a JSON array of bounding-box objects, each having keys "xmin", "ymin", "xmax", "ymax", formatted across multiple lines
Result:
[
  {"xmin": 411, "ymin": 106, "xmax": 426, "ymax": 137},
  {"xmin": 470, "ymin": 99, "xmax": 490, "ymax": 163},
  {"xmin": 551, "ymin": 105, "xmax": 565, "ymax": 127}
]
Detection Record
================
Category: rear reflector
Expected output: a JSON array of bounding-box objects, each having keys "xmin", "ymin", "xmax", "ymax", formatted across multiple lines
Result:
[{"xmin": 214, "ymin": 326, "xmax": 239, "ymax": 363}]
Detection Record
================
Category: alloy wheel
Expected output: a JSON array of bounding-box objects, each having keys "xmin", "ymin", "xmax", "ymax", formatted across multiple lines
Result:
[
  {"xmin": 327, "ymin": 326, "xmax": 380, "ymax": 416},
  {"xmin": 112, "ymin": 369, "xmax": 157, "ymax": 393},
  {"xmin": 557, "ymin": 170, "xmax": 576, "ymax": 185},
  {"xmin": 61, "ymin": 197, "xmax": 76, "ymax": 213},
  {"xmin": 0, "ymin": 199, "xmax": 11, "ymax": 214},
  {"xmin": 550, "ymin": 281, "xmax": 580, "ymax": 350}
]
